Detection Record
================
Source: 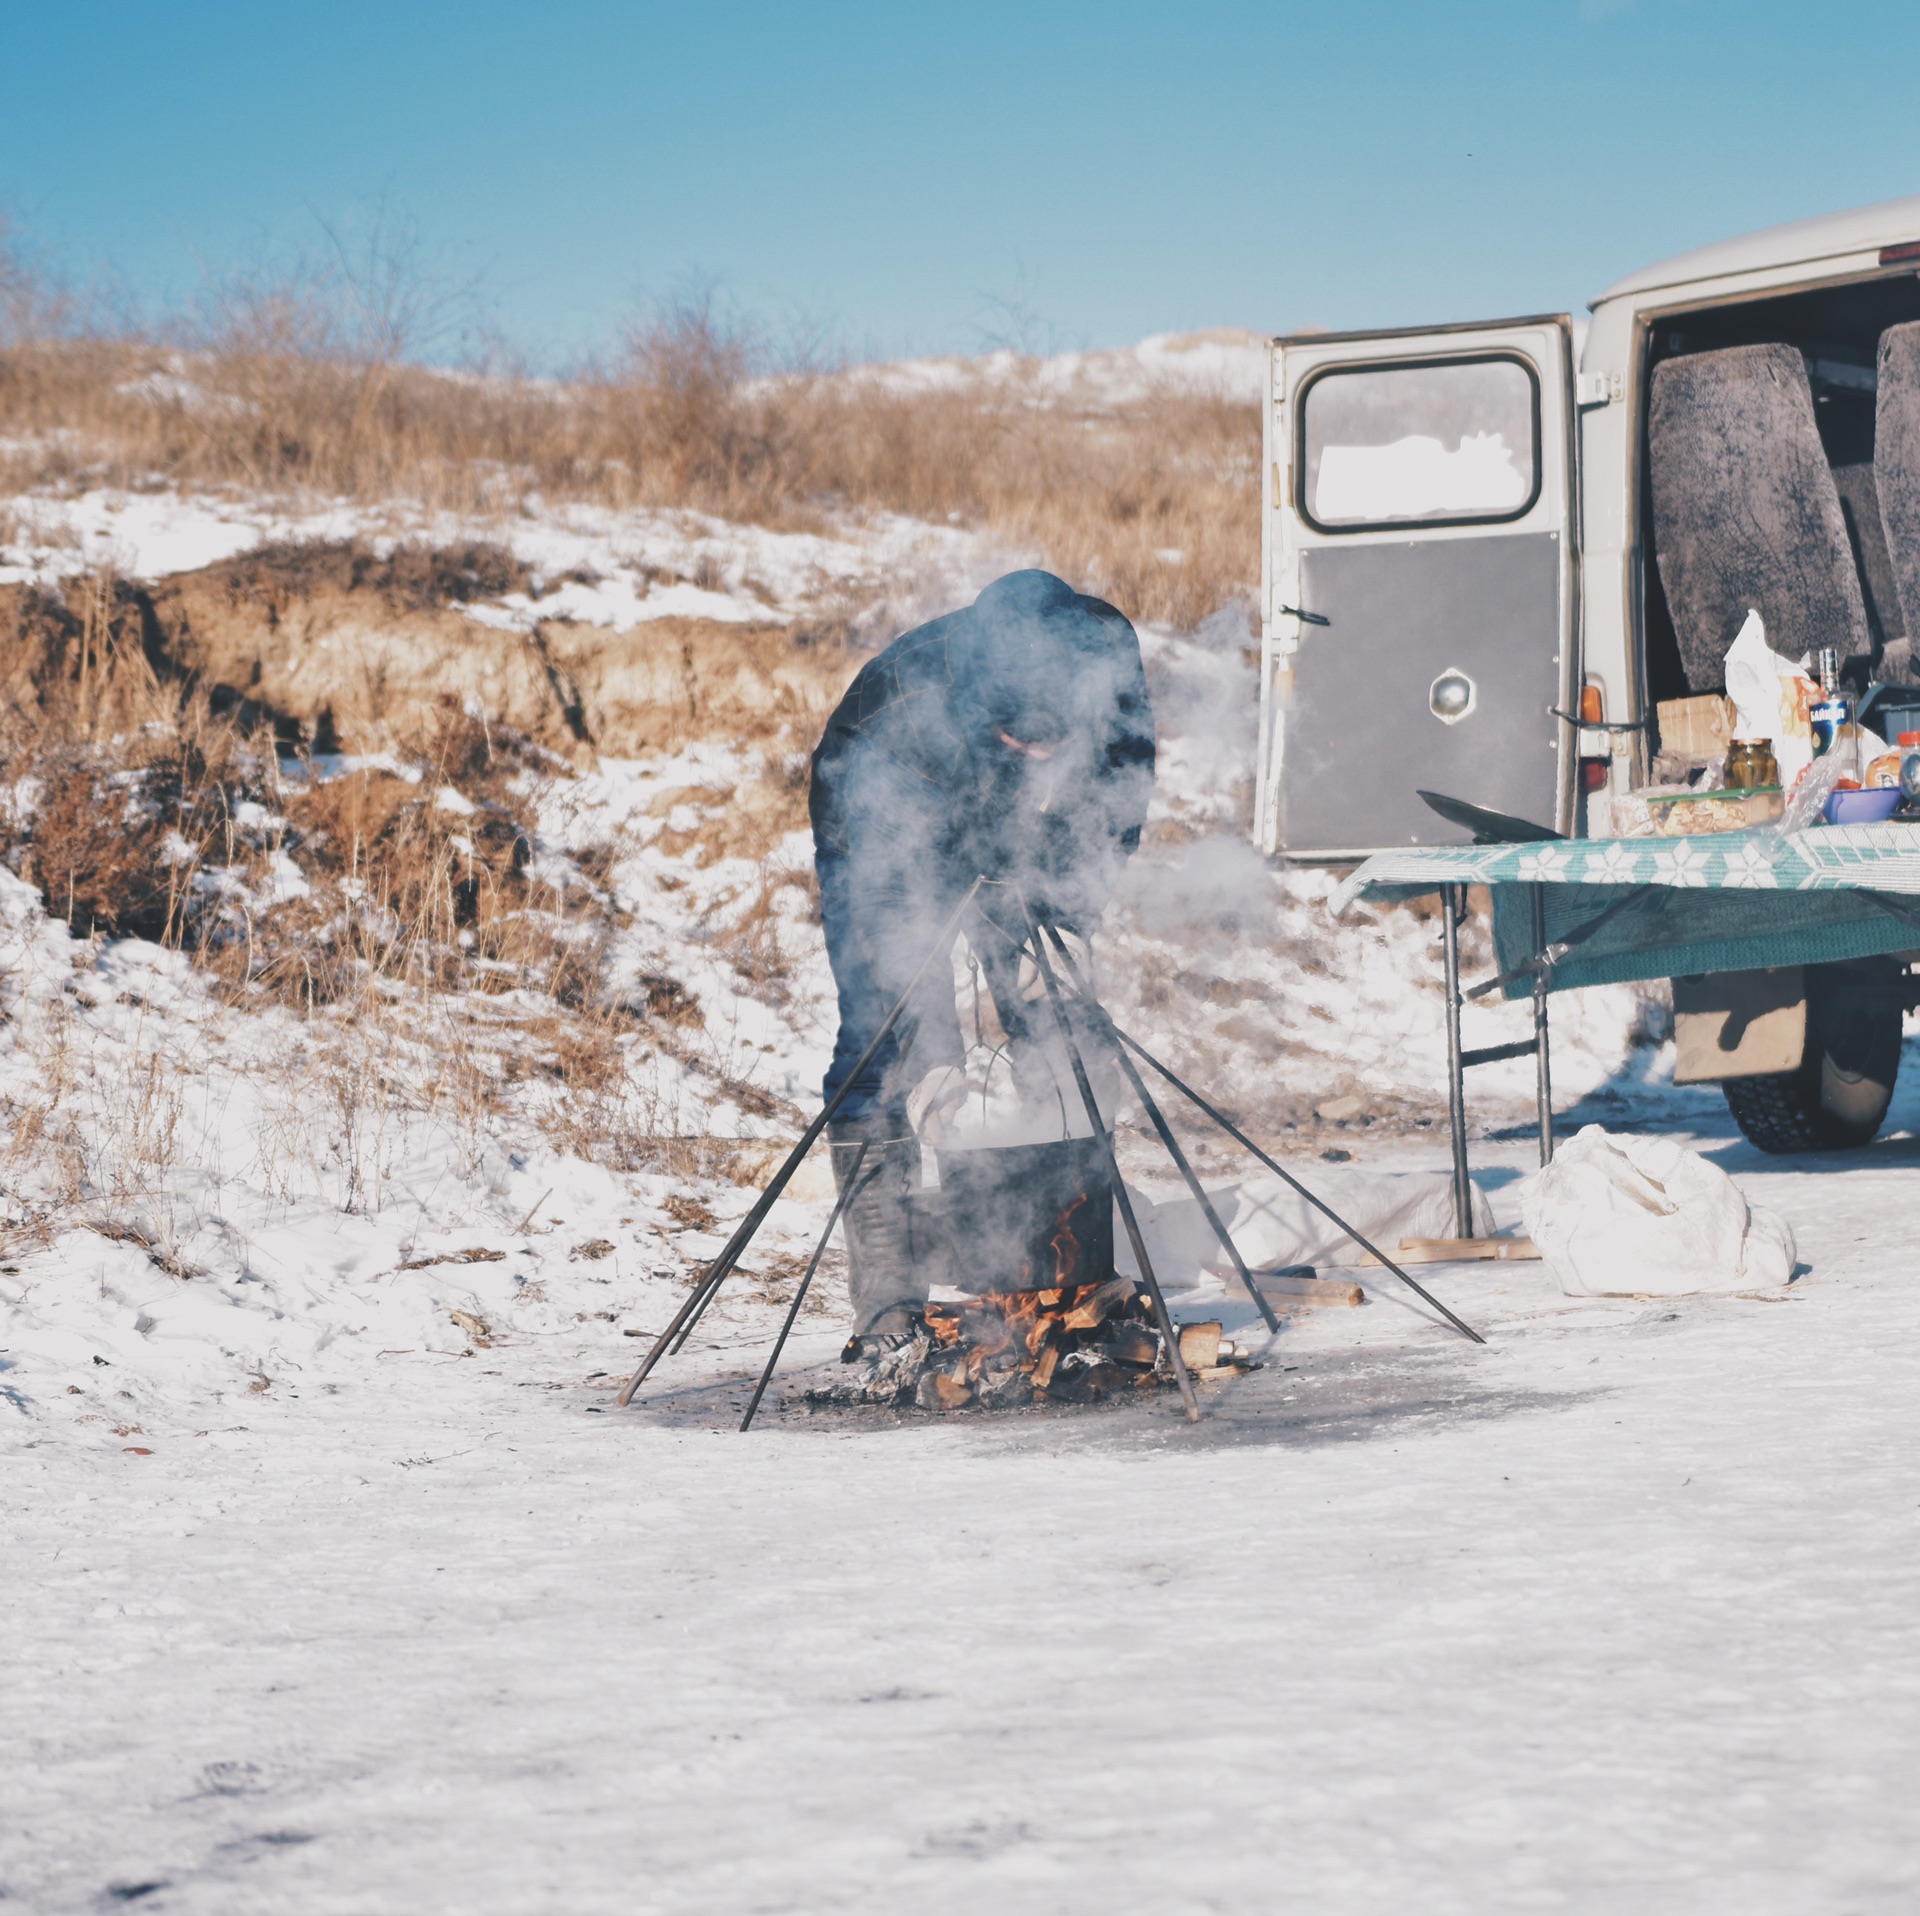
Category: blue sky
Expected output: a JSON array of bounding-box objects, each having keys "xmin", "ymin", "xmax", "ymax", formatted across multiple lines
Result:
[{"xmin": 4, "ymin": 1, "xmax": 1918, "ymax": 367}]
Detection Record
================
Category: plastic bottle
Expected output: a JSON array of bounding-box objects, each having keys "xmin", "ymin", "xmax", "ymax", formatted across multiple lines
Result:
[{"xmin": 1900, "ymin": 731, "xmax": 1920, "ymax": 806}]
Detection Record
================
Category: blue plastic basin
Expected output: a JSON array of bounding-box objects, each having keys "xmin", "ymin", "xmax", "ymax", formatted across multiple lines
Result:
[{"xmin": 1824, "ymin": 786, "xmax": 1903, "ymax": 825}]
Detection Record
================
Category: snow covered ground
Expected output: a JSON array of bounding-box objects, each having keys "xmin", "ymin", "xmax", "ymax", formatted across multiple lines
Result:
[
  {"xmin": 6, "ymin": 475, "xmax": 1918, "ymax": 1910},
  {"xmin": 11, "ymin": 1098, "xmax": 1920, "ymax": 1913}
]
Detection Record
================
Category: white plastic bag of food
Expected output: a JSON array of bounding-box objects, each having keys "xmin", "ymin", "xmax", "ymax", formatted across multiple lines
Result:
[
  {"xmin": 1518, "ymin": 1124, "xmax": 1796, "ymax": 1296},
  {"xmin": 1722, "ymin": 608, "xmax": 1816, "ymax": 792}
]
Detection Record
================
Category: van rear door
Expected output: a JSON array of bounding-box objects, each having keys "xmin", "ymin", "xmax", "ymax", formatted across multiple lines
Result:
[{"xmin": 1256, "ymin": 317, "xmax": 1579, "ymax": 858}]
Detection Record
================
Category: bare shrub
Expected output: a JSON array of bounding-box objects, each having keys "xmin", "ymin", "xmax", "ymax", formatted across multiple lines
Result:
[
  {"xmin": 15, "ymin": 711, "xmax": 281, "ymax": 940},
  {"xmin": 0, "ymin": 567, "xmax": 175, "ymax": 748},
  {"xmin": 23, "ymin": 756, "xmax": 174, "ymax": 938}
]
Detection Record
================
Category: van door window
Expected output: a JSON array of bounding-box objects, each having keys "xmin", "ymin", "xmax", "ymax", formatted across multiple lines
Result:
[{"xmin": 1299, "ymin": 355, "xmax": 1540, "ymax": 532}]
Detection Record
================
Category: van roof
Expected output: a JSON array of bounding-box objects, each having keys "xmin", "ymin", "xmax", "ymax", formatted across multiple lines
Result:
[{"xmin": 1596, "ymin": 193, "xmax": 1920, "ymax": 306}]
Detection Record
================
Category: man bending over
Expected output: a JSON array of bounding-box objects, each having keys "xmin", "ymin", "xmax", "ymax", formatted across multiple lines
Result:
[{"xmin": 808, "ymin": 569, "xmax": 1155, "ymax": 1358}]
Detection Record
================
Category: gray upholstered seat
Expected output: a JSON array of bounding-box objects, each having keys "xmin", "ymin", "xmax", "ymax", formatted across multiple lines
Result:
[
  {"xmin": 1832, "ymin": 460, "xmax": 1903, "ymax": 658},
  {"xmin": 1649, "ymin": 343, "xmax": 1870, "ymax": 691},
  {"xmin": 1878, "ymin": 320, "xmax": 1920, "ymax": 656}
]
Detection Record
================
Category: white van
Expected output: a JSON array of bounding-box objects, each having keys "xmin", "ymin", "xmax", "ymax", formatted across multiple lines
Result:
[{"xmin": 1256, "ymin": 194, "xmax": 1920, "ymax": 1150}]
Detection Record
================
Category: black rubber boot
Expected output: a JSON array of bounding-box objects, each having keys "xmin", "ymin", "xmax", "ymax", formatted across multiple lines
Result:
[{"xmin": 827, "ymin": 1114, "xmax": 929, "ymax": 1340}]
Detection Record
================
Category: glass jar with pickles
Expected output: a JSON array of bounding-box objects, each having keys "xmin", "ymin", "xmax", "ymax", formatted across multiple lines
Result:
[{"xmin": 1724, "ymin": 738, "xmax": 1780, "ymax": 790}]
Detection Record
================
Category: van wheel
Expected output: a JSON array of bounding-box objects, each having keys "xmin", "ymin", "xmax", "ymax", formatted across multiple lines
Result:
[{"xmin": 1721, "ymin": 958, "xmax": 1903, "ymax": 1152}]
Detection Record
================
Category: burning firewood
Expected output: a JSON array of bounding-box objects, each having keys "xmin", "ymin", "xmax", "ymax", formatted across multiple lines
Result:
[
  {"xmin": 924, "ymin": 1279, "xmax": 1177, "ymax": 1407},
  {"xmin": 1061, "ymin": 1276, "xmax": 1134, "ymax": 1331},
  {"xmin": 1046, "ymin": 1359, "xmax": 1129, "ymax": 1402},
  {"xmin": 804, "ymin": 1332, "xmax": 934, "ymax": 1407},
  {"xmin": 797, "ymin": 1274, "xmax": 1266, "ymax": 1418},
  {"xmin": 916, "ymin": 1371, "xmax": 975, "ymax": 1412},
  {"xmin": 974, "ymin": 1365, "xmax": 1034, "ymax": 1408},
  {"xmin": 1176, "ymin": 1322, "xmax": 1222, "ymax": 1369}
]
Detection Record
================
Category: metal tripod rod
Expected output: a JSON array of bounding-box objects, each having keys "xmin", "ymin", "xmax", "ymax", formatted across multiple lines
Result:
[
  {"xmin": 1530, "ymin": 883, "xmax": 1554, "ymax": 1169},
  {"xmin": 665, "ymin": 877, "xmax": 994, "ymax": 1360},
  {"xmin": 739, "ymin": 1143, "xmax": 869, "ymax": 1433},
  {"xmin": 1108, "ymin": 1026, "xmax": 1485, "ymax": 1346},
  {"xmin": 1440, "ymin": 882, "xmax": 1474, "ymax": 1240},
  {"xmin": 662, "ymin": 875, "xmax": 987, "ymax": 1364},
  {"xmin": 616, "ymin": 877, "xmax": 985, "ymax": 1407},
  {"xmin": 1036, "ymin": 924, "xmax": 1280, "ymax": 1335},
  {"xmin": 1020, "ymin": 904, "xmax": 1202, "ymax": 1423}
]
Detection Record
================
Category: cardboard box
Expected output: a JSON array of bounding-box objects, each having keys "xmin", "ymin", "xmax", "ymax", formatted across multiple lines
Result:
[{"xmin": 1657, "ymin": 694, "xmax": 1735, "ymax": 763}]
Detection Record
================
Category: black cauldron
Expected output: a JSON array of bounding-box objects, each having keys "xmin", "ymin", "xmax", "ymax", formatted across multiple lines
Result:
[{"xmin": 931, "ymin": 1137, "xmax": 1116, "ymax": 1294}]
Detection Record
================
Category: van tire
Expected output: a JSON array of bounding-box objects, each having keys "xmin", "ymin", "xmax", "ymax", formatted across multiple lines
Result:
[{"xmin": 1721, "ymin": 958, "xmax": 1903, "ymax": 1153}]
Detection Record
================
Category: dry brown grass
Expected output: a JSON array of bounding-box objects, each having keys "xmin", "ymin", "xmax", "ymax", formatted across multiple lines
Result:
[
  {"xmin": 5, "ymin": 655, "xmax": 591, "ymax": 992},
  {"xmin": 0, "ymin": 285, "xmax": 1258, "ymax": 630},
  {"xmin": 0, "ymin": 633, "xmax": 818, "ymax": 1195}
]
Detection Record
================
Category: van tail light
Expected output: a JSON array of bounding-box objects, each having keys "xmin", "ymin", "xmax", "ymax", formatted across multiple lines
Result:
[
  {"xmin": 1580, "ymin": 682, "xmax": 1610, "ymax": 790},
  {"xmin": 1881, "ymin": 240, "xmax": 1920, "ymax": 266}
]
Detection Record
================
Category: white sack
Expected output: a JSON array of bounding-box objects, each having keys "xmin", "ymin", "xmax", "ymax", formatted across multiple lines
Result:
[
  {"xmin": 1519, "ymin": 1124, "xmax": 1796, "ymax": 1297},
  {"xmin": 911, "ymin": 931, "xmax": 1126, "ymax": 1150},
  {"xmin": 909, "ymin": 1035, "xmax": 1129, "ymax": 1150},
  {"xmin": 1114, "ymin": 1166, "xmax": 1496, "ymax": 1288}
]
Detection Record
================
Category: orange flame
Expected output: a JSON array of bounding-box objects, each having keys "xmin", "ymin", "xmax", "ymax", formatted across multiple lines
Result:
[{"xmin": 917, "ymin": 1185, "xmax": 1164, "ymax": 1404}]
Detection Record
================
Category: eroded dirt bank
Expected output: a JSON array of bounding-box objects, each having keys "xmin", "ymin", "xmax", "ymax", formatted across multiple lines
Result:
[{"xmin": 1, "ymin": 539, "xmax": 857, "ymax": 763}]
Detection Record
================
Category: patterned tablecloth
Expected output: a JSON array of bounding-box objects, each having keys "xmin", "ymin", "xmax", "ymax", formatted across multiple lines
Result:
[{"xmin": 1331, "ymin": 824, "xmax": 1920, "ymax": 999}]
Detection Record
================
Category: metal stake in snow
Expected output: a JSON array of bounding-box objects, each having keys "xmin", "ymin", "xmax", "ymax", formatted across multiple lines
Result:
[{"xmin": 616, "ymin": 878, "xmax": 985, "ymax": 1408}]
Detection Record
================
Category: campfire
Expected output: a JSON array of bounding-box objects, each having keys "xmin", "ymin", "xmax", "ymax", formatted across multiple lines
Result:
[
  {"xmin": 805, "ymin": 1145, "xmax": 1258, "ymax": 1414},
  {"xmin": 808, "ymin": 1278, "xmax": 1253, "ymax": 1416},
  {"xmin": 918, "ymin": 1275, "xmax": 1244, "ymax": 1410}
]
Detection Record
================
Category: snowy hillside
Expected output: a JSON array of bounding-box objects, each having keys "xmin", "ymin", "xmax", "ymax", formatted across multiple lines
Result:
[{"xmin": 0, "ymin": 484, "xmax": 993, "ymax": 634}]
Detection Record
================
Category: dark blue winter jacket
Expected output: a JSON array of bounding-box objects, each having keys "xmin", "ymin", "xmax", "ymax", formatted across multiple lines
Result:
[{"xmin": 809, "ymin": 570, "xmax": 1156, "ymax": 955}]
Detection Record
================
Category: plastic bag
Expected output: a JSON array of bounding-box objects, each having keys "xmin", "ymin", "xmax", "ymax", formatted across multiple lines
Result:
[
  {"xmin": 908, "ymin": 1032, "xmax": 1127, "ymax": 1149},
  {"xmin": 1722, "ymin": 609, "xmax": 1798, "ymax": 735},
  {"xmin": 1518, "ymin": 1124, "xmax": 1796, "ymax": 1296},
  {"xmin": 1722, "ymin": 609, "xmax": 1819, "ymax": 794},
  {"xmin": 1780, "ymin": 749, "xmax": 1851, "ymax": 831},
  {"xmin": 1778, "ymin": 724, "xmax": 1889, "ymax": 831}
]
